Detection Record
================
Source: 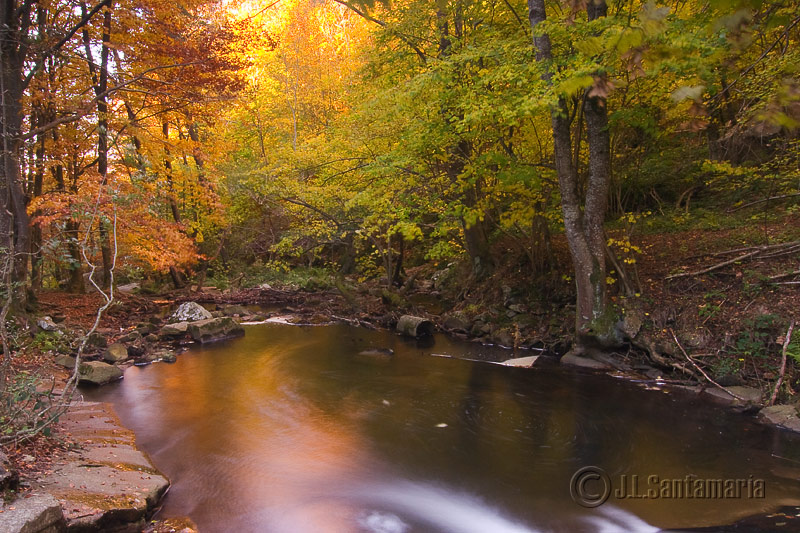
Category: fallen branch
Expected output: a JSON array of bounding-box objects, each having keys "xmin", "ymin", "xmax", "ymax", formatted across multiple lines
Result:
[
  {"xmin": 669, "ymin": 329, "xmax": 747, "ymax": 401},
  {"xmin": 667, "ymin": 241, "xmax": 800, "ymax": 280},
  {"xmin": 770, "ymin": 270, "xmax": 800, "ymax": 281},
  {"xmin": 727, "ymin": 193, "xmax": 800, "ymax": 213},
  {"xmin": 667, "ymin": 249, "xmax": 761, "ymax": 280},
  {"xmin": 769, "ymin": 321, "xmax": 795, "ymax": 406}
]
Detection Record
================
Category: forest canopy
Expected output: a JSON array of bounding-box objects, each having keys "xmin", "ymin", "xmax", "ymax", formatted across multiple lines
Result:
[{"xmin": 1, "ymin": 0, "xmax": 798, "ymax": 348}]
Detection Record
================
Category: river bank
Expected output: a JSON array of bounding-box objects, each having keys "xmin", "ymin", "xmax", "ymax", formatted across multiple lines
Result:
[{"xmin": 3, "ymin": 262, "xmax": 800, "ymax": 531}]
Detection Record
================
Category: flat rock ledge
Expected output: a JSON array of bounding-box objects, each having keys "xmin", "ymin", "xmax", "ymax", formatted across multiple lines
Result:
[
  {"xmin": 0, "ymin": 402, "xmax": 172, "ymax": 532},
  {"xmin": 759, "ymin": 405, "xmax": 800, "ymax": 433}
]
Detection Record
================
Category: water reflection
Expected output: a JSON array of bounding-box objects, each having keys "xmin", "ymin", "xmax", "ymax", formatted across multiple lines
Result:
[{"xmin": 84, "ymin": 323, "xmax": 800, "ymax": 532}]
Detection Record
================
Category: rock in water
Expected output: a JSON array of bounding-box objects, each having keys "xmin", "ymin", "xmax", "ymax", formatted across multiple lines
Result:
[
  {"xmin": 78, "ymin": 361, "xmax": 123, "ymax": 385},
  {"xmin": 222, "ymin": 305, "xmax": 249, "ymax": 317},
  {"xmin": 104, "ymin": 343, "xmax": 129, "ymax": 363},
  {"xmin": 169, "ymin": 302, "xmax": 213, "ymax": 323},
  {"xmin": 759, "ymin": 405, "xmax": 800, "ymax": 432},
  {"xmin": 187, "ymin": 317, "xmax": 245, "ymax": 344},
  {"xmin": 396, "ymin": 315, "xmax": 435, "ymax": 337}
]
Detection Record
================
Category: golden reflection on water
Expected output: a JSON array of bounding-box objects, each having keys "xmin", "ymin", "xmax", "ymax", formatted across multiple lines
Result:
[{"xmin": 87, "ymin": 324, "xmax": 800, "ymax": 532}]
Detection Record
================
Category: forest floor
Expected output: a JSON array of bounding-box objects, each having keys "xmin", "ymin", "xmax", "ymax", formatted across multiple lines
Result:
[{"xmin": 2, "ymin": 213, "xmax": 800, "ymax": 530}]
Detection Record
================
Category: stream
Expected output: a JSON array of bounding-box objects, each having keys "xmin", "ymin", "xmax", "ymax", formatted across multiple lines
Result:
[{"xmin": 83, "ymin": 323, "xmax": 800, "ymax": 532}]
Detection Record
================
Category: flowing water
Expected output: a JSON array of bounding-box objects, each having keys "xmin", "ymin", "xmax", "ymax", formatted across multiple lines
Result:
[{"xmin": 83, "ymin": 323, "xmax": 800, "ymax": 532}]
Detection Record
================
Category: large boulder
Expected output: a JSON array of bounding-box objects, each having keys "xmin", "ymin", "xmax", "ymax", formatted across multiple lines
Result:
[
  {"xmin": 169, "ymin": 302, "xmax": 212, "ymax": 323},
  {"xmin": 78, "ymin": 361, "xmax": 123, "ymax": 386},
  {"xmin": 104, "ymin": 343, "xmax": 128, "ymax": 363},
  {"xmin": 187, "ymin": 317, "xmax": 244, "ymax": 344}
]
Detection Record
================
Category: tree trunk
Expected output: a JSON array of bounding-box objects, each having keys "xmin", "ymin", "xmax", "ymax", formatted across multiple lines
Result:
[
  {"xmin": 528, "ymin": 0, "xmax": 617, "ymax": 350},
  {"xmin": 82, "ymin": 4, "xmax": 114, "ymax": 289},
  {"xmin": 0, "ymin": 39, "xmax": 32, "ymax": 311},
  {"xmin": 65, "ymin": 220, "xmax": 84, "ymax": 293}
]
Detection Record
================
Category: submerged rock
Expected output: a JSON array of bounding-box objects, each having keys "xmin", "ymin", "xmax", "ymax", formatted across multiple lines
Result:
[
  {"xmin": 170, "ymin": 302, "xmax": 213, "ymax": 323},
  {"xmin": 188, "ymin": 317, "xmax": 245, "ymax": 344},
  {"xmin": 78, "ymin": 361, "xmax": 123, "ymax": 385},
  {"xmin": 358, "ymin": 348, "xmax": 394, "ymax": 357}
]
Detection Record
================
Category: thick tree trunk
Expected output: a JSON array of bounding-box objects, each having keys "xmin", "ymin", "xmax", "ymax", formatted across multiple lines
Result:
[
  {"xmin": 1, "ymin": 46, "xmax": 32, "ymax": 311},
  {"xmin": 528, "ymin": 0, "xmax": 617, "ymax": 349}
]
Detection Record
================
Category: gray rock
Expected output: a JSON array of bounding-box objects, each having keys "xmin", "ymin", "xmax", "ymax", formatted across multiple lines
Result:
[
  {"xmin": 142, "ymin": 350, "xmax": 176, "ymax": 363},
  {"xmin": 0, "ymin": 493, "xmax": 65, "ymax": 533},
  {"xmin": 85, "ymin": 332, "xmax": 107, "ymax": 349},
  {"xmin": 37, "ymin": 316, "xmax": 60, "ymax": 332},
  {"xmin": 160, "ymin": 321, "xmax": 190, "ymax": 338},
  {"xmin": 703, "ymin": 386, "xmax": 762, "ymax": 406},
  {"xmin": 145, "ymin": 333, "xmax": 159, "ymax": 343},
  {"xmin": 119, "ymin": 330, "xmax": 143, "ymax": 343},
  {"xmin": 42, "ymin": 402, "xmax": 169, "ymax": 530},
  {"xmin": 501, "ymin": 356, "xmax": 539, "ymax": 367},
  {"xmin": 169, "ymin": 302, "xmax": 212, "ymax": 323},
  {"xmin": 396, "ymin": 315, "xmax": 434, "ymax": 337},
  {"xmin": 507, "ymin": 304, "xmax": 527, "ymax": 314},
  {"xmin": 0, "ymin": 451, "xmax": 17, "ymax": 491},
  {"xmin": 136, "ymin": 322, "xmax": 157, "ymax": 335},
  {"xmin": 759, "ymin": 405, "xmax": 800, "ymax": 432},
  {"xmin": 222, "ymin": 305, "xmax": 249, "ymax": 317},
  {"xmin": 560, "ymin": 352, "xmax": 612, "ymax": 370},
  {"xmin": 117, "ymin": 282, "xmax": 140, "ymax": 293},
  {"xmin": 104, "ymin": 343, "xmax": 128, "ymax": 363},
  {"xmin": 491, "ymin": 328, "xmax": 515, "ymax": 348},
  {"xmin": 54, "ymin": 355, "xmax": 76, "ymax": 369},
  {"xmin": 443, "ymin": 315, "xmax": 470, "ymax": 333},
  {"xmin": 187, "ymin": 317, "xmax": 245, "ymax": 344},
  {"xmin": 78, "ymin": 361, "xmax": 123, "ymax": 386}
]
